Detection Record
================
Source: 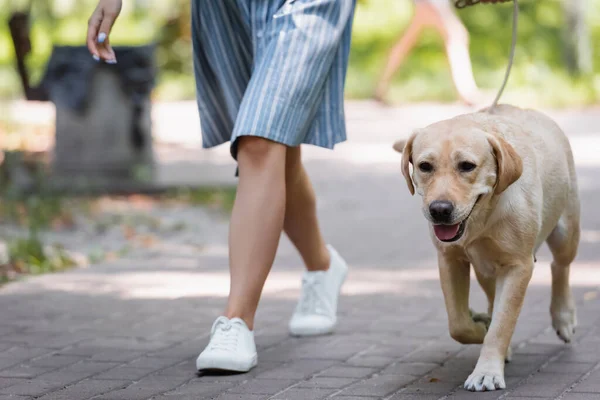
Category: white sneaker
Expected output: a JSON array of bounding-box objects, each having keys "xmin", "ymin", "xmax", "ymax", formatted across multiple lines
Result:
[
  {"xmin": 196, "ymin": 316, "xmax": 257, "ymax": 372},
  {"xmin": 289, "ymin": 245, "xmax": 348, "ymax": 336}
]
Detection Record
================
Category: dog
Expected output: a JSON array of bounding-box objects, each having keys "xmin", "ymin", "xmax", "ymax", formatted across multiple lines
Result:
[{"xmin": 394, "ymin": 104, "xmax": 580, "ymax": 392}]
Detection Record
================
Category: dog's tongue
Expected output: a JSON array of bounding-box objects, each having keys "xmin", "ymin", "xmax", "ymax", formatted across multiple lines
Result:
[{"xmin": 433, "ymin": 224, "xmax": 460, "ymax": 241}]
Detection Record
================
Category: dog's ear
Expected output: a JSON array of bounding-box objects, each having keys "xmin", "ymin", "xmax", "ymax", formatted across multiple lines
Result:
[
  {"xmin": 400, "ymin": 131, "xmax": 419, "ymax": 196},
  {"xmin": 392, "ymin": 139, "xmax": 406, "ymax": 153},
  {"xmin": 487, "ymin": 134, "xmax": 523, "ymax": 194}
]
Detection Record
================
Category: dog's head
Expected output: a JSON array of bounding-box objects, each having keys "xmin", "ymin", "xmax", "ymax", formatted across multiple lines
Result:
[{"xmin": 395, "ymin": 117, "xmax": 523, "ymax": 244}]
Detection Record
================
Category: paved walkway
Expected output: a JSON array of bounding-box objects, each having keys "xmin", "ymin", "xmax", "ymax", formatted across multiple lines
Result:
[{"xmin": 1, "ymin": 103, "xmax": 600, "ymax": 399}]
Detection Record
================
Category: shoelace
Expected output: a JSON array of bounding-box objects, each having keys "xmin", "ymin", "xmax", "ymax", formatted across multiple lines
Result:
[
  {"xmin": 209, "ymin": 321, "xmax": 240, "ymax": 351},
  {"xmin": 297, "ymin": 274, "xmax": 329, "ymax": 316}
]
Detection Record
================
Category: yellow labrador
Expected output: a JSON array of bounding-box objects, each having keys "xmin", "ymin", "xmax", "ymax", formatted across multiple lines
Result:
[{"xmin": 394, "ymin": 105, "xmax": 580, "ymax": 392}]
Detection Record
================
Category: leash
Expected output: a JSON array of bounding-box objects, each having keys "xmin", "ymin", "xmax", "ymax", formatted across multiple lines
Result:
[{"xmin": 454, "ymin": 0, "xmax": 519, "ymax": 112}]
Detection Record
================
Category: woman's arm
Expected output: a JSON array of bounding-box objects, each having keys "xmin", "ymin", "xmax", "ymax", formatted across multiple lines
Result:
[{"xmin": 86, "ymin": 0, "xmax": 122, "ymax": 63}]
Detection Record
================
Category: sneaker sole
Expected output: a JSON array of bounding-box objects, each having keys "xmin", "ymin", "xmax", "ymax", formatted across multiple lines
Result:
[
  {"xmin": 290, "ymin": 324, "xmax": 335, "ymax": 337},
  {"xmin": 196, "ymin": 354, "xmax": 257, "ymax": 373}
]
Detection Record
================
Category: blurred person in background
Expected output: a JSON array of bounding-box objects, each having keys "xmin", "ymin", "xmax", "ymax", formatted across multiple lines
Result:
[
  {"xmin": 87, "ymin": 0, "xmax": 355, "ymax": 373},
  {"xmin": 374, "ymin": 0, "xmax": 483, "ymax": 105}
]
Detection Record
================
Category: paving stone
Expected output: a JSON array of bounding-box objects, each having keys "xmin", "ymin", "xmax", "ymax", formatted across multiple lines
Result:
[
  {"xmin": 94, "ymin": 366, "xmax": 155, "ymax": 381},
  {"xmin": 254, "ymin": 360, "xmax": 336, "ymax": 379},
  {"xmin": 387, "ymin": 394, "xmax": 443, "ymax": 400},
  {"xmin": 30, "ymin": 370, "xmax": 94, "ymax": 388},
  {"xmin": 163, "ymin": 381, "xmax": 236, "ymax": 399},
  {"xmin": 571, "ymin": 370, "xmax": 600, "ymax": 393},
  {"xmin": 340, "ymin": 374, "xmax": 417, "ymax": 397},
  {"xmin": 0, "ymin": 365, "xmax": 52, "ymax": 379},
  {"xmin": 271, "ymin": 387, "xmax": 336, "ymax": 400},
  {"xmin": 227, "ymin": 379, "xmax": 296, "ymax": 395},
  {"xmin": 558, "ymin": 349, "xmax": 600, "ymax": 363},
  {"xmin": 504, "ymin": 398, "xmax": 553, "ymax": 400},
  {"xmin": 381, "ymin": 362, "xmax": 441, "ymax": 376},
  {"xmin": 296, "ymin": 376, "xmax": 356, "ymax": 389},
  {"xmin": 445, "ymin": 389, "xmax": 507, "ymax": 400},
  {"xmin": 94, "ymin": 376, "xmax": 190, "ymax": 400},
  {"xmin": 36, "ymin": 379, "xmax": 129, "ymax": 400},
  {"xmin": 542, "ymin": 362, "xmax": 596, "ymax": 375},
  {"xmin": 152, "ymin": 361, "xmax": 196, "ymax": 377},
  {"xmin": 319, "ymin": 366, "xmax": 377, "ymax": 379},
  {"xmin": 89, "ymin": 350, "xmax": 146, "ymax": 363},
  {"xmin": 28, "ymin": 355, "xmax": 85, "ymax": 369},
  {"xmin": 126, "ymin": 356, "xmax": 183, "ymax": 371},
  {"xmin": 211, "ymin": 394, "xmax": 270, "ymax": 400},
  {"xmin": 0, "ymin": 378, "xmax": 27, "ymax": 390},
  {"xmin": 525, "ymin": 372, "xmax": 583, "ymax": 385},
  {"xmin": 510, "ymin": 382, "xmax": 575, "ymax": 398},
  {"xmin": 0, "ymin": 348, "xmax": 53, "ymax": 364},
  {"xmin": 0, "ymin": 380, "xmax": 62, "ymax": 397},
  {"xmin": 346, "ymin": 355, "xmax": 396, "ymax": 368},
  {"xmin": 59, "ymin": 360, "xmax": 120, "ymax": 376},
  {"xmin": 401, "ymin": 379, "xmax": 460, "ymax": 394},
  {"xmin": 561, "ymin": 393, "xmax": 600, "ymax": 400}
]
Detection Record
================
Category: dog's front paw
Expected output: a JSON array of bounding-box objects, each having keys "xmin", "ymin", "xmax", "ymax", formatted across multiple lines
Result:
[
  {"xmin": 464, "ymin": 370, "xmax": 506, "ymax": 392},
  {"xmin": 470, "ymin": 309, "xmax": 491, "ymax": 330},
  {"xmin": 551, "ymin": 305, "xmax": 577, "ymax": 343}
]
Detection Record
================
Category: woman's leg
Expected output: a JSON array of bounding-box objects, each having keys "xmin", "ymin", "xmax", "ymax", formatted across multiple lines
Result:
[
  {"xmin": 374, "ymin": 3, "xmax": 430, "ymax": 102},
  {"xmin": 375, "ymin": 1, "xmax": 481, "ymax": 105},
  {"xmin": 283, "ymin": 146, "xmax": 330, "ymax": 272},
  {"xmin": 284, "ymin": 146, "xmax": 348, "ymax": 337},
  {"xmin": 429, "ymin": 2, "xmax": 482, "ymax": 104},
  {"xmin": 224, "ymin": 136, "xmax": 287, "ymax": 330}
]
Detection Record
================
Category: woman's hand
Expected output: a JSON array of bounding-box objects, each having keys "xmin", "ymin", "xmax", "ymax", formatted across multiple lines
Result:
[{"xmin": 87, "ymin": 0, "xmax": 122, "ymax": 63}]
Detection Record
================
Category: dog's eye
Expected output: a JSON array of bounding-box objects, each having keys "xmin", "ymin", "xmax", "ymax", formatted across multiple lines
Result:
[
  {"xmin": 458, "ymin": 161, "xmax": 477, "ymax": 172},
  {"xmin": 418, "ymin": 162, "xmax": 433, "ymax": 173}
]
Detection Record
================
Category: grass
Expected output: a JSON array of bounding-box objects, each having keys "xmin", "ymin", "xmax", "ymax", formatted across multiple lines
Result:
[
  {"xmin": 2, "ymin": 236, "xmax": 76, "ymax": 284},
  {"xmin": 165, "ymin": 187, "xmax": 237, "ymax": 213}
]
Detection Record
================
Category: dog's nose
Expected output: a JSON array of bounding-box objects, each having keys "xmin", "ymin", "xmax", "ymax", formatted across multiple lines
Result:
[{"xmin": 429, "ymin": 200, "xmax": 454, "ymax": 223}]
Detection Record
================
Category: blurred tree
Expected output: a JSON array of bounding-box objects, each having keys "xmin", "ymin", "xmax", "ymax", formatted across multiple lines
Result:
[{"xmin": 562, "ymin": 0, "xmax": 593, "ymax": 75}]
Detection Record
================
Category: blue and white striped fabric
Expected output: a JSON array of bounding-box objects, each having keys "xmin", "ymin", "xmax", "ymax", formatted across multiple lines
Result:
[{"xmin": 191, "ymin": 0, "xmax": 356, "ymax": 159}]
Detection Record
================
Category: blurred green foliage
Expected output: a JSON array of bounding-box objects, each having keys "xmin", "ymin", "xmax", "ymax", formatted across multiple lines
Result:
[{"xmin": 0, "ymin": 0, "xmax": 598, "ymax": 106}]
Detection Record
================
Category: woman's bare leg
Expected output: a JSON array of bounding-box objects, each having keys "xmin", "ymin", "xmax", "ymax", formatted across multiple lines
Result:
[
  {"xmin": 430, "ymin": 2, "xmax": 482, "ymax": 104},
  {"xmin": 224, "ymin": 136, "xmax": 287, "ymax": 330},
  {"xmin": 283, "ymin": 146, "xmax": 330, "ymax": 272},
  {"xmin": 374, "ymin": 3, "xmax": 430, "ymax": 101}
]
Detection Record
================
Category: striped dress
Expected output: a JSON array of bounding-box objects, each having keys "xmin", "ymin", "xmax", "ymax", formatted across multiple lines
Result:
[{"xmin": 191, "ymin": 0, "xmax": 356, "ymax": 159}]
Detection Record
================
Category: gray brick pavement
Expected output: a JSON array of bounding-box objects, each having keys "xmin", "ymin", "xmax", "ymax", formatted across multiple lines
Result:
[{"xmin": 1, "ymin": 105, "xmax": 600, "ymax": 399}]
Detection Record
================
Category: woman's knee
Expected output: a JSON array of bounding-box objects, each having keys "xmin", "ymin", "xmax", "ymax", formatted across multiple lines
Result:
[{"xmin": 236, "ymin": 136, "xmax": 286, "ymax": 169}]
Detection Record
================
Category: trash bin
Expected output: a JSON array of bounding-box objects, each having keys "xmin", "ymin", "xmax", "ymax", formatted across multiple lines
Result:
[{"xmin": 39, "ymin": 45, "xmax": 156, "ymax": 187}]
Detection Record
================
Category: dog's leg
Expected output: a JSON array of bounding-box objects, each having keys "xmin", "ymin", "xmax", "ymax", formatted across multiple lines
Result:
[
  {"xmin": 439, "ymin": 254, "xmax": 488, "ymax": 345},
  {"xmin": 547, "ymin": 210, "xmax": 580, "ymax": 343},
  {"xmin": 474, "ymin": 268, "xmax": 495, "ymax": 316},
  {"xmin": 472, "ymin": 268, "xmax": 514, "ymax": 362},
  {"xmin": 464, "ymin": 260, "xmax": 533, "ymax": 392}
]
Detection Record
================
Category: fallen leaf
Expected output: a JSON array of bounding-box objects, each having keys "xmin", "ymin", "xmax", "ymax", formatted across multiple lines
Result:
[
  {"xmin": 123, "ymin": 225, "xmax": 136, "ymax": 240},
  {"xmin": 584, "ymin": 291, "xmax": 599, "ymax": 301},
  {"xmin": 140, "ymin": 235, "xmax": 157, "ymax": 248}
]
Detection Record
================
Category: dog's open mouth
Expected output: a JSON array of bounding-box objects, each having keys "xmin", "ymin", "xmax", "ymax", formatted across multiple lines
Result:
[
  {"xmin": 432, "ymin": 195, "xmax": 482, "ymax": 243},
  {"xmin": 433, "ymin": 221, "xmax": 466, "ymax": 242}
]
